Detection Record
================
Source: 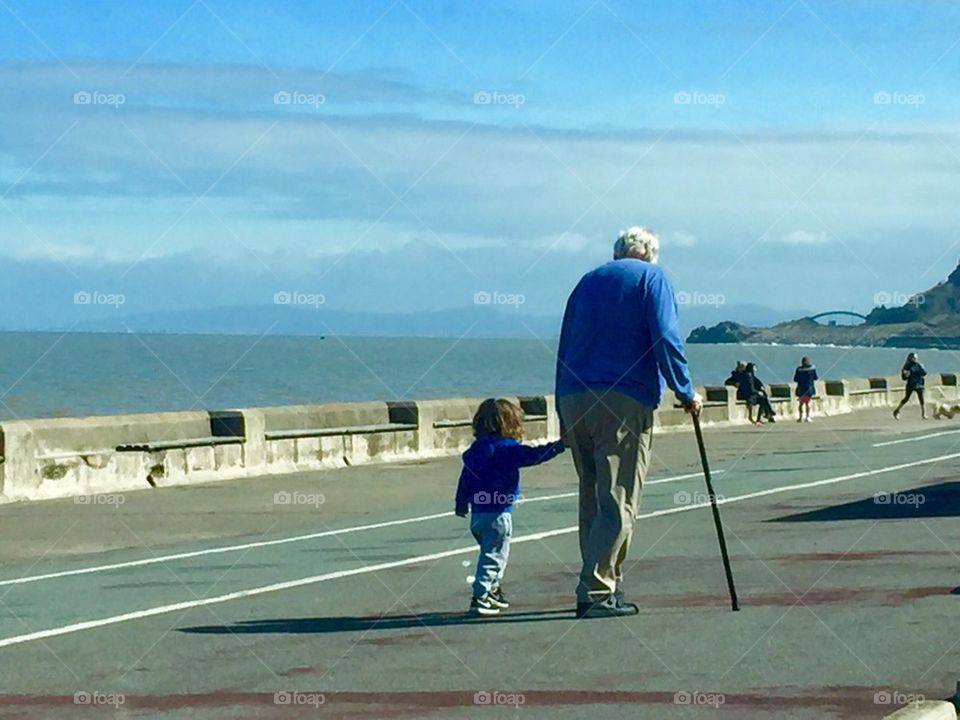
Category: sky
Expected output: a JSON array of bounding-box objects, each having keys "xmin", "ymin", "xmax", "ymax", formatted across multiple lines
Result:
[{"xmin": 1, "ymin": 0, "xmax": 959, "ymax": 328}]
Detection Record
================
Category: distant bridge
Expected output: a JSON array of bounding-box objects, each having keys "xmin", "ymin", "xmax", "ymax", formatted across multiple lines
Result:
[{"xmin": 810, "ymin": 311, "xmax": 868, "ymax": 324}]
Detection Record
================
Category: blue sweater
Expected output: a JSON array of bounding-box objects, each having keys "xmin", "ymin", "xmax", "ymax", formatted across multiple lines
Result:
[
  {"xmin": 556, "ymin": 259, "xmax": 695, "ymax": 407},
  {"xmin": 454, "ymin": 435, "xmax": 566, "ymax": 515},
  {"xmin": 794, "ymin": 365, "xmax": 819, "ymax": 397}
]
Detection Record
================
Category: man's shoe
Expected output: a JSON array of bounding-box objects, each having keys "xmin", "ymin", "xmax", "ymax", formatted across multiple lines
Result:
[
  {"xmin": 488, "ymin": 587, "xmax": 509, "ymax": 609},
  {"xmin": 575, "ymin": 595, "xmax": 640, "ymax": 619},
  {"xmin": 469, "ymin": 595, "xmax": 500, "ymax": 616}
]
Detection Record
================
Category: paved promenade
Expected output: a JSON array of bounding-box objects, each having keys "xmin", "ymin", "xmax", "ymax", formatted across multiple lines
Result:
[{"xmin": 0, "ymin": 407, "xmax": 957, "ymax": 719}]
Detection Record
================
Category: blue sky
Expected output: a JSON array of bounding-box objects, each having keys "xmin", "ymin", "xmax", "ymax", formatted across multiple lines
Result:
[{"xmin": 1, "ymin": 0, "xmax": 959, "ymax": 327}]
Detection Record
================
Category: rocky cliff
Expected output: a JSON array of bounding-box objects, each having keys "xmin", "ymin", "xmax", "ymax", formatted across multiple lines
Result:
[{"xmin": 687, "ymin": 261, "xmax": 960, "ymax": 348}]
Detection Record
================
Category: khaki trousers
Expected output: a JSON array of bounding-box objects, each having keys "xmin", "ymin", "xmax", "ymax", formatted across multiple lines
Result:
[{"xmin": 558, "ymin": 391, "xmax": 655, "ymax": 603}]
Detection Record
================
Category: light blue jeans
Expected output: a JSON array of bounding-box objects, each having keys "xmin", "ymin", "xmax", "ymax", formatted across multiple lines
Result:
[{"xmin": 470, "ymin": 512, "xmax": 512, "ymax": 599}]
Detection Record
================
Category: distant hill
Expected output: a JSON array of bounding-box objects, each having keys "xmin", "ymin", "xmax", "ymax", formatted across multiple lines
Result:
[{"xmin": 688, "ymin": 260, "xmax": 960, "ymax": 349}]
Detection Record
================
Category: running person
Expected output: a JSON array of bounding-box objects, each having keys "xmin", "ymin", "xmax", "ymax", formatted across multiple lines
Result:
[{"xmin": 893, "ymin": 352, "xmax": 928, "ymax": 420}]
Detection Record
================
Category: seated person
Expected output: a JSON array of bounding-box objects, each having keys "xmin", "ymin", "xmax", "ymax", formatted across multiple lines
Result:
[{"xmin": 745, "ymin": 363, "xmax": 777, "ymax": 424}]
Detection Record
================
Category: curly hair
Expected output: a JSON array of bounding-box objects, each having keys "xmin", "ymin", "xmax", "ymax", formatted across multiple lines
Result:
[
  {"xmin": 614, "ymin": 226, "xmax": 659, "ymax": 263},
  {"xmin": 472, "ymin": 398, "xmax": 525, "ymax": 440}
]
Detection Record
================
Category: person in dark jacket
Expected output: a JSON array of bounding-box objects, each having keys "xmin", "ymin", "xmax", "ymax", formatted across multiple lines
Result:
[
  {"xmin": 745, "ymin": 363, "xmax": 777, "ymax": 424},
  {"xmin": 725, "ymin": 361, "xmax": 757, "ymax": 422},
  {"xmin": 724, "ymin": 362, "xmax": 748, "ymax": 396},
  {"xmin": 455, "ymin": 398, "xmax": 565, "ymax": 616},
  {"xmin": 894, "ymin": 352, "xmax": 928, "ymax": 420},
  {"xmin": 794, "ymin": 356, "xmax": 819, "ymax": 423}
]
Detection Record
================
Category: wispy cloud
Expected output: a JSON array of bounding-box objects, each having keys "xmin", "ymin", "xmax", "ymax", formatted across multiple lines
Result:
[
  {"xmin": 2, "ymin": 60, "xmax": 959, "ymax": 314},
  {"xmin": 772, "ymin": 229, "xmax": 830, "ymax": 245}
]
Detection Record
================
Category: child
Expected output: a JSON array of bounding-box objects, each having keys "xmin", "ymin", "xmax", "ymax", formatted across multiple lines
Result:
[
  {"xmin": 894, "ymin": 352, "xmax": 928, "ymax": 420},
  {"xmin": 454, "ymin": 398, "xmax": 565, "ymax": 616},
  {"xmin": 794, "ymin": 356, "xmax": 818, "ymax": 423}
]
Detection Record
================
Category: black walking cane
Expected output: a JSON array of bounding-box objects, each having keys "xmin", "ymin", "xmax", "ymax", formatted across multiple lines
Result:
[{"xmin": 692, "ymin": 412, "xmax": 741, "ymax": 612}]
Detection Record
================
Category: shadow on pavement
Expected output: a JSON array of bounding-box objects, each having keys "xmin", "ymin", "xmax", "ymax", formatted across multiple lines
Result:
[
  {"xmin": 180, "ymin": 609, "xmax": 574, "ymax": 636},
  {"xmin": 769, "ymin": 482, "xmax": 960, "ymax": 522}
]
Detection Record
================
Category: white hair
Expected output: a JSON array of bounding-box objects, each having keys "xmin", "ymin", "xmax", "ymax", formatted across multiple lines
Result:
[{"xmin": 614, "ymin": 226, "xmax": 659, "ymax": 263}]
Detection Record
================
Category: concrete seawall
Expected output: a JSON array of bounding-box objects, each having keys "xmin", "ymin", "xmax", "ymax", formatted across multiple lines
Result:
[{"xmin": 0, "ymin": 375, "xmax": 956, "ymax": 503}]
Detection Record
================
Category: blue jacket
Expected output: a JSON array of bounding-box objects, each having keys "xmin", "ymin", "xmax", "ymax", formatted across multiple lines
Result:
[
  {"xmin": 454, "ymin": 435, "xmax": 566, "ymax": 515},
  {"xmin": 556, "ymin": 259, "xmax": 695, "ymax": 407},
  {"xmin": 794, "ymin": 365, "xmax": 818, "ymax": 397}
]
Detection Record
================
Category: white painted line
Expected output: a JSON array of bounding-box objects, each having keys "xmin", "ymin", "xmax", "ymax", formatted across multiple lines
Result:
[
  {"xmin": 873, "ymin": 429, "xmax": 960, "ymax": 448},
  {"xmin": 0, "ymin": 454, "xmax": 956, "ymax": 649},
  {"xmin": 0, "ymin": 471, "xmax": 715, "ymax": 589},
  {"xmin": 0, "ymin": 511, "xmax": 452, "ymax": 589},
  {"xmin": 648, "ymin": 470, "xmax": 725, "ymax": 486}
]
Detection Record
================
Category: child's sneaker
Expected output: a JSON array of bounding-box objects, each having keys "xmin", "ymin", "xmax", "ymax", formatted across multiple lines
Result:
[
  {"xmin": 469, "ymin": 595, "xmax": 500, "ymax": 616},
  {"xmin": 488, "ymin": 587, "xmax": 509, "ymax": 609}
]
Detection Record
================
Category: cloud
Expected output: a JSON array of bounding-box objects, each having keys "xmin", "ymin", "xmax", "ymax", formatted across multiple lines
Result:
[
  {"xmin": 531, "ymin": 233, "xmax": 599, "ymax": 253},
  {"xmin": 0, "ymin": 60, "xmax": 457, "ymax": 112},
  {"xmin": 772, "ymin": 230, "xmax": 831, "ymax": 245},
  {"xmin": 2, "ymin": 60, "xmax": 960, "ymax": 313},
  {"xmin": 665, "ymin": 232, "xmax": 698, "ymax": 247}
]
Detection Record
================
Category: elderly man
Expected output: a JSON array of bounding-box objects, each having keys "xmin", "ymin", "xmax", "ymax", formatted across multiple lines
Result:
[{"xmin": 556, "ymin": 227, "xmax": 702, "ymax": 619}]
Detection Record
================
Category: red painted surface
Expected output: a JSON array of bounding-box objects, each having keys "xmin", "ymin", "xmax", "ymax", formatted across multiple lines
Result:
[
  {"xmin": 355, "ymin": 632, "xmax": 427, "ymax": 647},
  {"xmin": 0, "ymin": 685, "xmax": 900, "ymax": 715},
  {"xmin": 773, "ymin": 550, "xmax": 953, "ymax": 563},
  {"xmin": 644, "ymin": 586, "xmax": 955, "ymax": 608}
]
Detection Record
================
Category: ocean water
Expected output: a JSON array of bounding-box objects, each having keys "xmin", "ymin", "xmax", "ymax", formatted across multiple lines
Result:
[{"xmin": 0, "ymin": 332, "xmax": 954, "ymax": 420}]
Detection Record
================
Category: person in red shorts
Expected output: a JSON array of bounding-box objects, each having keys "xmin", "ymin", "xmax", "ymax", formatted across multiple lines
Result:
[{"xmin": 794, "ymin": 356, "xmax": 818, "ymax": 423}]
